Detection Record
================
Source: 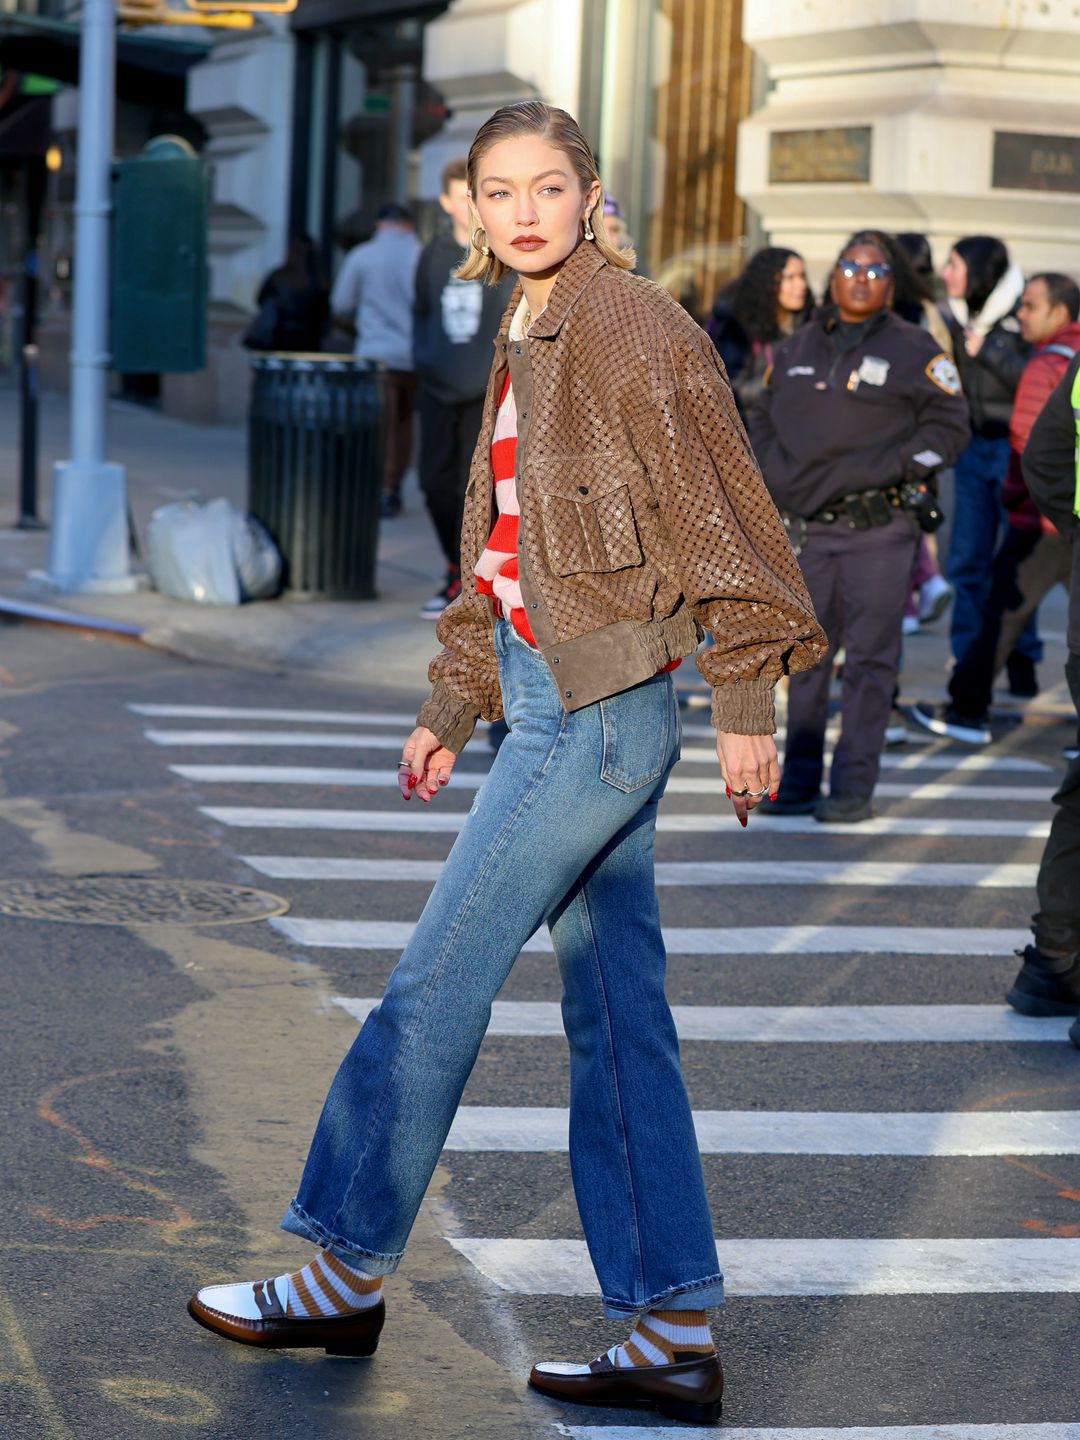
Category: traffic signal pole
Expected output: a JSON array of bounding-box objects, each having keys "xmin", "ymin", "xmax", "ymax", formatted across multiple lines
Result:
[{"xmin": 46, "ymin": 0, "xmax": 135, "ymax": 593}]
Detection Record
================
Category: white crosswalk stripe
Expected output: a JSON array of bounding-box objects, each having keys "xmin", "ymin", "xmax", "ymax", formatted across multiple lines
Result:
[
  {"xmin": 203, "ymin": 805, "xmax": 1052, "ymax": 838},
  {"xmin": 171, "ymin": 762, "xmax": 1053, "ymax": 804},
  {"xmin": 130, "ymin": 703, "xmax": 424, "ymax": 727},
  {"xmin": 271, "ymin": 918, "xmax": 1029, "ymax": 955},
  {"xmin": 447, "ymin": 1237, "xmax": 1080, "ymax": 1296},
  {"xmin": 437, "ymin": 1107, "xmax": 1080, "ymax": 1155},
  {"xmin": 329, "ymin": 997, "xmax": 1069, "ymax": 1043},
  {"xmin": 244, "ymin": 856, "xmax": 1038, "ymax": 888},
  {"xmin": 558, "ymin": 1428, "xmax": 1080, "ymax": 1440},
  {"xmin": 142, "ymin": 718, "xmax": 1051, "ymax": 771}
]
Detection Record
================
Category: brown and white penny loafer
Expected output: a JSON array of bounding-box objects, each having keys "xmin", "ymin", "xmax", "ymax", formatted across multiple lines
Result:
[
  {"xmin": 187, "ymin": 1276, "xmax": 384, "ymax": 1357},
  {"xmin": 528, "ymin": 1349, "xmax": 724, "ymax": 1424}
]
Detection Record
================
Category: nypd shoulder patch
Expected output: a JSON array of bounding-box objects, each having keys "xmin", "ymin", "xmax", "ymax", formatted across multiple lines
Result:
[{"xmin": 926, "ymin": 353, "xmax": 962, "ymax": 396}]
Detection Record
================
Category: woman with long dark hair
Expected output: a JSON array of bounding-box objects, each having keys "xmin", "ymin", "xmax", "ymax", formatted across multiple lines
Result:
[
  {"xmin": 244, "ymin": 234, "xmax": 330, "ymax": 353},
  {"xmin": 859, "ymin": 231, "xmax": 955, "ymax": 634},
  {"xmin": 187, "ymin": 101, "xmax": 824, "ymax": 1423},
  {"xmin": 705, "ymin": 246, "xmax": 813, "ymax": 411},
  {"xmin": 940, "ymin": 234, "xmax": 1040, "ymax": 690}
]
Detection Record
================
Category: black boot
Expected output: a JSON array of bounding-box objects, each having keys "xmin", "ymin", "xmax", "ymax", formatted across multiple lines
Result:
[
  {"xmin": 759, "ymin": 787, "xmax": 819, "ymax": 816},
  {"xmin": 815, "ymin": 793, "xmax": 874, "ymax": 823},
  {"xmin": 1005, "ymin": 945, "xmax": 1080, "ymax": 1017},
  {"xmin": 1006, "ymin": 654, "xmax": 1039, "ymax": 699}
]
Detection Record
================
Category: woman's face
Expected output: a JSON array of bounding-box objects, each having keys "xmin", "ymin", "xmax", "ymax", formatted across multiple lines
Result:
[
  {"xmin": 942, "ymin": 249, "xmax": 968, "ymax": 300},
  {"xmin": 471, "ymin": 135, "xmax": 600, "ymax": 279},
  {"xmin": 777, "ymin": 257, "xmax": 808, "ymax": 314},
  {"xmin": 830, "ymin": 244, "xmax": 892, "ymax": 322}
]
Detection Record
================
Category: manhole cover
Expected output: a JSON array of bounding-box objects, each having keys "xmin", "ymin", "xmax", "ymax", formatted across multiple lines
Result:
[{"xmin": 0, "ymin": 876, "xmax": 290, "ymax": 927}]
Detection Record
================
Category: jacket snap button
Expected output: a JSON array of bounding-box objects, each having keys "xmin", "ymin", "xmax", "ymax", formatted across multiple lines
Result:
[
  {"xmin": 522, "ymin": 410, "xmax": 528, "ymax": 419},
  {"xmin": 564, "ymin": 690, "xmax": 572, "ymax": 699},
  {"xmin": 578, "ymin": 485, "xmax": 589, "ymax": 495},
  {"xmin": 530, "ymin": 601, "xmax": 538, "ymax": 609},
  {"xmin": 552, "ymin": 656, "xmax": 560, "ymax": 664},
  {"xmin": 515, "ymin": 346, "xmax": 522, "ymax": 354}
]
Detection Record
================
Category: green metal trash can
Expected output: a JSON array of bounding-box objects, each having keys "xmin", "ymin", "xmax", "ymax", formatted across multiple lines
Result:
[{"xmin": 247, "ymin": 354, "xmax": 386, "ymax": 599}]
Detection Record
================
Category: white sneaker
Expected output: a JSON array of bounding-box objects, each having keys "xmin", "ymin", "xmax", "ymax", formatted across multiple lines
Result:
[
  {"xmin": 901, "ymin": 614, "xmax": 920, "ymax": 637},
  {"xmin": 917, "ymin": 574, "xmax": 954, "ymax": 625}
]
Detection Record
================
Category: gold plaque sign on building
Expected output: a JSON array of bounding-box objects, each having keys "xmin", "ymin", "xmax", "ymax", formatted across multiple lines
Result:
[
  {"xmin": 992, "ymin": 132, "xmax": 1080, "ymax": 194},
  {"xmin": 768, "ymin": 127, "xmax": 872, "ymax": 185}
]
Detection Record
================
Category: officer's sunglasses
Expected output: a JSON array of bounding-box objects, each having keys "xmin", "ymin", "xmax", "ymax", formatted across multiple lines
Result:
[{"xmin": 835, "ymin": 260, "xmax": 892, "ymax": 281}]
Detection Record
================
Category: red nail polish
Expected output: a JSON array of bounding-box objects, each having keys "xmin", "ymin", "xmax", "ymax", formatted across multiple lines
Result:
[
  {"xmin": 439, "ymin": 778, "xmax": 448, "ymax": 786},
  {"xmin": 739, "ymin": 814, "xmax": 747, "ymax": 828},
  {"xmin": 770, "ymin": 792, "xmax": 778, "ymax": 802},
  {"xmin": 407, "ymin": 774, "xmax": 418, "ymax": 790},
  {"xmin": 725, "ymin": 785, "xmax": 731, "ymax": 799}
]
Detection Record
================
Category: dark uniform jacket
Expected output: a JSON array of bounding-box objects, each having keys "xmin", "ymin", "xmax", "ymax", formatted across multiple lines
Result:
[
  {"xmin": 748, "ymin": 309, "xmax": 970, "ymax": 518},
  {"xmin": 1022, "ymin": 353, "xmax": 1080, "ymax": 654},
  {"xmin": 415, "ymin": 242, "xmax": 826, "ymax": 753}
]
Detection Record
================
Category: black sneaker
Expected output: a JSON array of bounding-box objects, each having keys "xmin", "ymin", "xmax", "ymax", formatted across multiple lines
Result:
[
  {"xmin": 1005, "ymin": 945, "xmax": 1080, "ymax": 1017},
  {"xmin": 815, "ymin": 793, "xmax": 874, "ymax": 823},
  {"xmin": 419, "ymin": 570, "xmax": 461, "ymax": 620},
  {"xmin": 379, "ymin": 491, "xmax": 402, "ymax": 519},
  {"xmin": 760, "ymin": 788, "xmax": 819, "ymax": 816},
  {"xmin": 910, "ymin": 700, "xmax": 991, "ymax": 746},
  {"xmin": 1006, "ymin": 654, "xmax": 1039, "ymax": 699}
]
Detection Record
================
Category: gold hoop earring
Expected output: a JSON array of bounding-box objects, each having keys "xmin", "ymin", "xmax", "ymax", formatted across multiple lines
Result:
[
  {"xmin": 471, "ymin": 226, "xmax": 490, "ymax": 258},
  {"xmin": 584, "ymin": 215, "xmax": 595, "ymax": 242}
]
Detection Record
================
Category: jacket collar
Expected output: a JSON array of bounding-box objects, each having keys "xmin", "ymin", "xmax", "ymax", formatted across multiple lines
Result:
[{"xmin": 495, "ymin": 242, "xmax": 608, "ymax": 348}]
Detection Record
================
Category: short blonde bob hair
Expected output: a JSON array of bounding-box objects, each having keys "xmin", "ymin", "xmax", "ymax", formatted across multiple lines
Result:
[{"xmin": 458, "ymin": 100, "xmax": 635, "ymax": 285}]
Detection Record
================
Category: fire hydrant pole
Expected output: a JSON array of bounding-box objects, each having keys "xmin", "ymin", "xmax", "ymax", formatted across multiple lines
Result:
[{"xmin": 46, "ymin": 0, "xmax": 134, "ymax": 593}]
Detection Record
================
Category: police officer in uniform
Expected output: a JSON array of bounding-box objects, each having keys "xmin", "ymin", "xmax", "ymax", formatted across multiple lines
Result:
[{"xmin": 749, "ymin": 233, "xmax": 970, "ymax": 821}]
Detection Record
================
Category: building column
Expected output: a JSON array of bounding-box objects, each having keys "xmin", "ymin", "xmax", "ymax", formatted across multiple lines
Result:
[{"xmin": 737, "ymin": 1, "xmax": 1080, "ymax": 284}]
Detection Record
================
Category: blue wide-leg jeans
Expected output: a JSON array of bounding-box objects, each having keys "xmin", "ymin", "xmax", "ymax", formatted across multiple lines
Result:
[{"xmin": 282, "ymin": 621, "xmax": 724, "ymax": 1318}]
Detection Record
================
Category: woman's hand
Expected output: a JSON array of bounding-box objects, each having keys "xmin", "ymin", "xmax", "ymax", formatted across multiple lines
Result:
[
  {"xmin": 398, "ymin": 726, "xmax": 457, "ymax": 803},
  {"xmin": 715, "ymin": 732, "xmax": 780, "ymax": 828},
  {"xmin": 963, "ymin": 328, "xmax": 985, "ymax": 358}
]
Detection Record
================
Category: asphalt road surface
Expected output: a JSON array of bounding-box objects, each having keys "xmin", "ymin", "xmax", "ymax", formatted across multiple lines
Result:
[{"xmin": 1, "ymin": 618, "xmax": 1078, "ymax": 1440}]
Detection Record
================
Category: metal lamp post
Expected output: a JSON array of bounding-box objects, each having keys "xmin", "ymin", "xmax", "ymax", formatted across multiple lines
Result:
[{"xmin": 46, "ymin": 0, "xmax": 135, "ymax": 593}]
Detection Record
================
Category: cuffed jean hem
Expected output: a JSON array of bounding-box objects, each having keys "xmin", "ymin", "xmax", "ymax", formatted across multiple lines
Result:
[
  {"xmin": 601, "ymin": 1273, "xmax": 726, "ymax": 1320},
  {"xmin": 281, "ymin": 1199, "xmax": 403, "ymax": 1278}
]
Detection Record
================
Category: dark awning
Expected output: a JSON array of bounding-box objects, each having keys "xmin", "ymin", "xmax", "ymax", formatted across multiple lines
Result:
[
  {"xmin": 291, "ymin": 0, "xmax": 446, "ymax": 31},
  {"xmin": 0, "ymin": 13, "xmax": 208, "ymax": 109},
  {"xmin": 0, "ymin": 93, "xmax": 51, "ymax": 158}
]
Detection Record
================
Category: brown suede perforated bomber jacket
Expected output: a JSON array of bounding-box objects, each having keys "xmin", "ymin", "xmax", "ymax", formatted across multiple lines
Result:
[{"xmin": 416, "ymin": 242, "xmax": 826, "ymax": 754}]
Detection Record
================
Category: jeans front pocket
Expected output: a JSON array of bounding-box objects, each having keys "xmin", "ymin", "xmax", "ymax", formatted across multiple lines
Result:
[{"xmin": 599, "ymin": 674, "xmax": 673, "ymax": 793}]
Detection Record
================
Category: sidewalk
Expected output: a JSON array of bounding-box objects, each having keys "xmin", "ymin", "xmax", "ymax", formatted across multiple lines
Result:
[
  {"xmin": 0, "ymin": 386, "xmax": 1072, "ymax": 735},
  {"xmin": 0, "ymin": 386, "xmax": 441, "ymax": 695}
]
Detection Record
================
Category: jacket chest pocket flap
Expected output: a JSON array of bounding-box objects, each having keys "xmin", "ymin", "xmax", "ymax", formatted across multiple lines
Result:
[{"xmin": 535, "ymin": 462, "xmax": 644, "ymax": 577}]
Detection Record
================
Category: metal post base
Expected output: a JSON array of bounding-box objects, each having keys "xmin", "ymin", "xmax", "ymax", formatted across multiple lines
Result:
[{"xmin": 45, "ymin": 459, "xmax": 137, "ymax": 594}]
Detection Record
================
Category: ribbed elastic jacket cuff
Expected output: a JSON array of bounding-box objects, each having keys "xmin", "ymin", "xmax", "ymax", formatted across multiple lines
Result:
[
  {"xmin": 711, "ymin": 680, "xmax": 776, "ymax": 736},
  {"xmin": 416, "ymin": 684, "xmax": 479, "ymax": 755}
]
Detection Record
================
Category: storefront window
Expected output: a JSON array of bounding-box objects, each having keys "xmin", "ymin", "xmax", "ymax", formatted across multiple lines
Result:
[{"xmin": 597, "ymin": 0, "xmax": 752, "ymax": 320}]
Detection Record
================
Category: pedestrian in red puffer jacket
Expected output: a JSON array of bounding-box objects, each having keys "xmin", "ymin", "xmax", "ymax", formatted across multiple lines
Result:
[{"xmin": 913, "ymin": 273, "xmax": 1080, "ymax": 744}]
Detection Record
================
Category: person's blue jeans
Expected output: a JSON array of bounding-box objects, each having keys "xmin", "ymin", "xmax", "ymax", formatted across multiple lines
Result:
[
  {"xmin": 282, "ymin": 621, "xmax": 724, "ymax": 1319},
  {"xmin": 947, "ymin": 435, "xmax": 1041, "ymax": 665}
]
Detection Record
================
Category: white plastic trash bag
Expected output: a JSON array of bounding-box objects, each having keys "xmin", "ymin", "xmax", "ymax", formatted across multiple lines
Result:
[{"xmin": 146, "ymin": 499, "xmax": 282, "ymax": 606}]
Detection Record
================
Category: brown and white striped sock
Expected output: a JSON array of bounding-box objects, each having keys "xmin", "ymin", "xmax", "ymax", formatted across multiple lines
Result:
[
  {"xmin": 284, "ymin": 1249, "xmax": 383, "ymax": 1318},
  {"xmin": 611, "ymin": 1309, "xmax": 713, "ymax": 1368}
]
